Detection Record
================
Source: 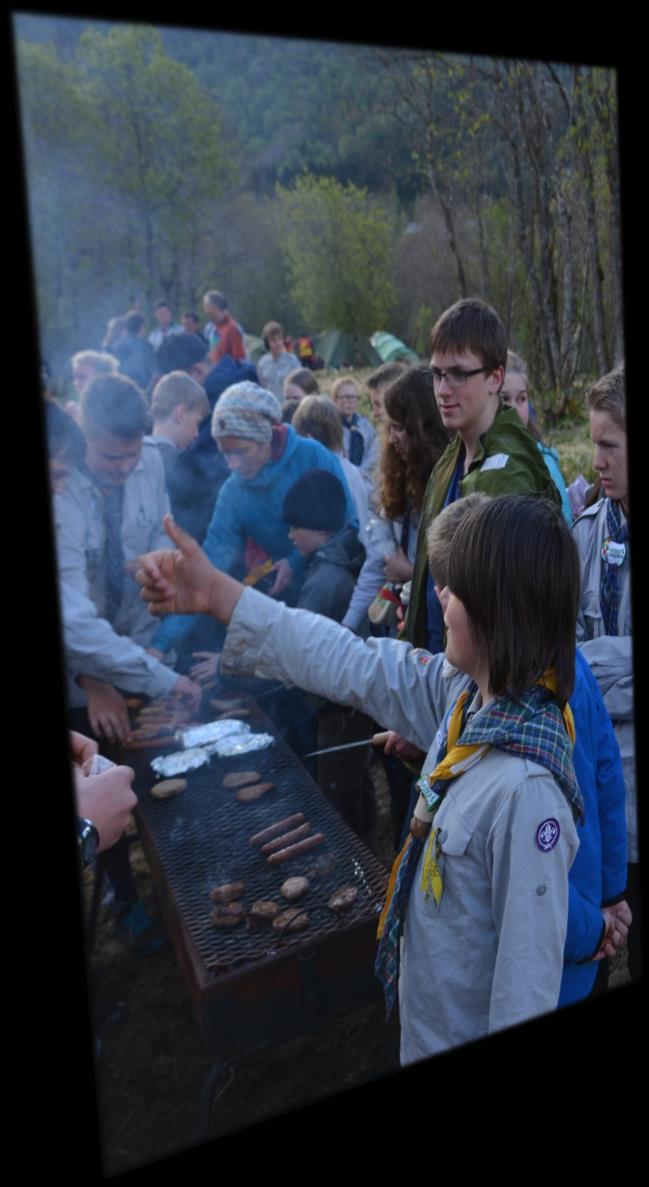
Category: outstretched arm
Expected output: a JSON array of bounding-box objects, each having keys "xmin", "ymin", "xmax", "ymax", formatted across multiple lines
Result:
[
  {"xmin": 136, "ymin": 514, "xmax": 244, "ymax": 623},
  {"xmin": 136, "ymin": 516, "xmax": 450, "ymax": 753}
]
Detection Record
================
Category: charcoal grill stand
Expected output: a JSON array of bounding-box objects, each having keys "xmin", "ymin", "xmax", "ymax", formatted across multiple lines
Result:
[{"xmin": 130, "ymin": 699, "xmax": 390, "ymax": 1140}]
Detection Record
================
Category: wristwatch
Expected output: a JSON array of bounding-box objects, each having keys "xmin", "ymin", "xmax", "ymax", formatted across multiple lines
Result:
[{"xmin": 77, "ymin": 817, "xmax": 100, "ymax": 867}]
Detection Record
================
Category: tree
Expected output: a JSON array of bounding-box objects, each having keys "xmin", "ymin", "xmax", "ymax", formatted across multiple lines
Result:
[
  {"xmin": 275, "ymin": 175, "xmax": 395, "ymax": 335},
  {"xmin": 16, "ymin": 25, "xmax": 233, "ymax": 365},
  {"xmin": 76, "ymin": 25, "xmax": 233, "ymax": 307}
]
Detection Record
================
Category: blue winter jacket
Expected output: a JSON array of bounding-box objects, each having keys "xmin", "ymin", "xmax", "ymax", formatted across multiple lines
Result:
[
  {"xmin": 537, "ymin": 442, "xmax": 573, "ymax": 526},
  {"xmin": 559, "ymin": 649, "xmax": 627, "ymax": 1006},
  {"xmin": 153, "ymin": 424, "xmax": 357, "ymax": 653}
]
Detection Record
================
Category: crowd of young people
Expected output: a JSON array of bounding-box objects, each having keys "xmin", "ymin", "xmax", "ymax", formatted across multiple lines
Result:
[{"xmin": 46, "ymin": 292, "xmax": 637, "ymax": 1054}]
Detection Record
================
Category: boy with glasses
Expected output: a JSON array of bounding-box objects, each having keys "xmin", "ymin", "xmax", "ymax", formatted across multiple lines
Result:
[{"xmin": 405, "ymin": 298, "xmax": 561, "ymax": 650}]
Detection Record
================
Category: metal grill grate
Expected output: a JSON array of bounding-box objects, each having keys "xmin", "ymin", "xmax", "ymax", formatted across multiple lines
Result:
[{"xmin": 135, "ymin": 702, "xmax": 388, "ymax": 977}]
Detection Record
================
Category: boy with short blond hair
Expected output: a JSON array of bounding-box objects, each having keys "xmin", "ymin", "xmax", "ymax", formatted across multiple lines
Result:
[{"xmin": 147, "ymin": 370, "xmax": 210, "ymax": 480}]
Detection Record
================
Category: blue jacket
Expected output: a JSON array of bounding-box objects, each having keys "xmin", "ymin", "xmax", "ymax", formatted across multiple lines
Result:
[
  {"xmin": 559, "ymin": 649, "xmax": 627, "ymax": 1006},
  {"xmin": 537, "ymin": 442, "xmax": 573, "ymax": 526},
  {"xmin": 153, "ymin": 425, "xmax": 357, "ymax": 653}
]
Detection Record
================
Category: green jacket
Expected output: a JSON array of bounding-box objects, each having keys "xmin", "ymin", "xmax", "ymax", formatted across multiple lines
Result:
[{"xmin": 405, "ymin": 405, "xmax": 562, "ymax": 647}]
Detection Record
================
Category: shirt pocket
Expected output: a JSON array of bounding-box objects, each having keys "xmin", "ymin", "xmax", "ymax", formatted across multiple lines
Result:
[
  {"xmin": 581, "ymin": 592, "xmax": 604, "ymax": 641},
  {"xmin": 422, "ymin": 807, "xmax": 475, "ymax": 921},
  {"xmin": 122, "ymin": 499, "xmax": 157, "ymax": 555}
]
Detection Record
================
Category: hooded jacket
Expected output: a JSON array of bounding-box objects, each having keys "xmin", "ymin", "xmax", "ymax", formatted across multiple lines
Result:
[
  {"xmin": 297, "ymin": 525, "xmax": 365, "ymax": 622},
  {"xmin": 405, "ymin": 405, "xmax": 562, "ymax": 648},
  {"xmin": 152, "ymin": 424, "xmax": 357, "ymax": 653}
]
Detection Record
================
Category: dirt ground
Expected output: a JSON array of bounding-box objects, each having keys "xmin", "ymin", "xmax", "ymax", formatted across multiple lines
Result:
[
  {"xmin": 87, "ymin": 753, "xmax": 402, "ymax": 1175},
  {"xmin": 86, "ymin": 754, "xmax": 630, "ymax": 1176}
]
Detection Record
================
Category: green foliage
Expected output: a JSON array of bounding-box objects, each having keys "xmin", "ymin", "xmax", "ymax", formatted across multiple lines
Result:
[
  {"xmin": 275, "ymin": 175, "xmax": 395, "ymax": 336},
  {"xmin": 412, "ymin": 304, "xmax": 434, "ymax": 356},
  {"xmin": 15, "ymin": 18, "xmax": 623, "ymax": 412},
  {"xmin": 16, "ymin": 25, "xmax": 232, "ymax": 365}
]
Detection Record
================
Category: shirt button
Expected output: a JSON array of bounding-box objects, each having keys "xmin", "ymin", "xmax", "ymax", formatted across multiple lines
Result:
[{"xmin": 536, "ymin": 884, "xmax": 547, "ymax": 896}]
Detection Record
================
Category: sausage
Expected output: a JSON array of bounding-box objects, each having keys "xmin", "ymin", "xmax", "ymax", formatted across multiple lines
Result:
[
  {"xmin": 260, "ymin": 822, "xmax": 311, "ymax": 855},
  {"xmin": 235, "ymin": 781, "xmax": 274, "ymax": 803},
  {"xmin": 223, "ymin": 770, "xmax": 260, "ymax": 789},
  {"xmin": 123, "ymin": 736, "xmax": 176, "ymax": 751},
  {"xmin": 249, "ymin": 814, "xmax": 306, "ymax": 848},
  {"xmin": 267, "ymin": 833, "xmax": 325, "ymax": 865},
  {"xmin": 150, "ymin": 778, "xmax": 187, "ymax": 799}
]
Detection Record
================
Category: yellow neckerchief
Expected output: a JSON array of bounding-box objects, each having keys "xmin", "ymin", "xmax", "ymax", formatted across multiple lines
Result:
[{"xmin": 419, "ymin": 670, "xmax": 575, "ymax": 904}]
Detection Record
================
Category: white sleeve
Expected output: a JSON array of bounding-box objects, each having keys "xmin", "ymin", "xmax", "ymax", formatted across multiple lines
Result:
[
  {"xmin": 222, "ymin": 587, "xmax": 449, "ymax": 750},
  {"xmin": 54, "ymin": 489, "xmax": 178, "ymax": 698}
]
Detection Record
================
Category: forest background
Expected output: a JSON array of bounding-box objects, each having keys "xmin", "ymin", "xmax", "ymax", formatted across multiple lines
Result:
[{"xmin": 14, "ymin": 17, "xmax": 623, "ymax": 423}]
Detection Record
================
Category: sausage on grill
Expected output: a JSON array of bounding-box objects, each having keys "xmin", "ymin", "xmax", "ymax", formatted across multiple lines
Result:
[
  {"xmin": 223, "ymin": 770, "xmax": 260, "ymax": 789},
  {"xmin": 267, "ymin": 833, "xmax": 326, "ymax": 865},
  {"xmin": 249, "ymin": 814, "xmax": 306, "ymax": 848},
  {"xmin": 235, "ymin": 781, "xmax": 274, "ymax": 803},
  {"xmin": 261, "ymin": 822, "xmax": 311, "ymax": 855}
]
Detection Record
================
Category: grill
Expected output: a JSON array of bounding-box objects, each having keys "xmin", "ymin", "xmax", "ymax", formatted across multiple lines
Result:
[{"xmin": 131, "ymin": 697, "xmax": 389, "ymax": 1081}]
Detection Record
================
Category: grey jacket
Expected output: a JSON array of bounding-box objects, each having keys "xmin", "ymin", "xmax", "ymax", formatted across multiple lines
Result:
[
  {"xmin": 54, "ymin": 443, "xmax": 179, "ymax": 705},
  {"xmin": 573, "ymin": 498, "xmax": 636, "ymax": 860},
  {"xmin": 298, "ymin": 526, "xmax": 365, "ymax": 623},
  {"xmin": 222, "ymin": 589, "xmax": 578, "ymax": 1059}
]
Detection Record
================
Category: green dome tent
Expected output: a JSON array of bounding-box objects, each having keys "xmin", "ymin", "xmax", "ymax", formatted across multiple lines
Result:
[
  {"xmin": 370, "ymin": 331, "xmax": 419, "ymax": 364},
  {"xmin": 314, "ymin": 330, "xmax": 382, "ymax": 370}
]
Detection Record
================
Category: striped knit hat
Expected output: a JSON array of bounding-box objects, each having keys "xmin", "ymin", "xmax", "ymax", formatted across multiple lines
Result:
[{"xmin": 211, "ymin": 381, "xmax": 282, "ymax": 444}]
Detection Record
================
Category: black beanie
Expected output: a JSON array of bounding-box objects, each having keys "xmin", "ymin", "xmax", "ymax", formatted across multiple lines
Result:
[{"xmin": 282, "ymin": 468, "xmax": 346, "ymax": 532}]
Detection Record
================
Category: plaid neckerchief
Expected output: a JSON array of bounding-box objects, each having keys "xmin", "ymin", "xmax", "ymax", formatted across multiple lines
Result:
[
  {"xmin": 374, "ymin": 675, "xmax": 580, "ymax": 1017},
  {"xmin": 600, "ymin": 500, "xmax": 629, "ymax": 636}
]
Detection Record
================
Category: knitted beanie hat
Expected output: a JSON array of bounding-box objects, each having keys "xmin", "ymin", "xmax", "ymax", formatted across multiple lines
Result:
[
  {"xmin": 211, "ymin": 381, "xmax": 283, "ymax": 444},
  {"xmin": 282, "ymin": 469, "xmax": 346, "ymax": 532}
]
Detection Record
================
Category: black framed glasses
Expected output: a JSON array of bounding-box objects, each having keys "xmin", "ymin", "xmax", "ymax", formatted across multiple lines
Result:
[{"xmin": 430, "ymin": 366, "xmax": 489, "ymax": 389}]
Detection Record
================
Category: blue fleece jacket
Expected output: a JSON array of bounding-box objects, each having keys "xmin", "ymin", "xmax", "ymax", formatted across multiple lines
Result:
[
  {"xmin": 559, "ymin": 649, "xmax": 627, "ymax": 1006},
  {"xmin": 153, "ymin": 425, "xmax": 357, "ymax": 653}
]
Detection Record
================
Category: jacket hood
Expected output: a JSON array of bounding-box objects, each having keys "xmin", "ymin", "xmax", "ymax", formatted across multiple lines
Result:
[{"xmin": 313, "ymin": 525, "xmax": 365, "ymax": 575}]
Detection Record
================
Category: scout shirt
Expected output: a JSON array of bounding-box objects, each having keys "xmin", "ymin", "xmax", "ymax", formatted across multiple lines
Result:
[
  {"xmin": 221, "ymin": 589, "xmax": 578, "ymax": 1059},
  {"xmin": 54, "ymin": 442, "xmax": 178, "ymax": 705}
]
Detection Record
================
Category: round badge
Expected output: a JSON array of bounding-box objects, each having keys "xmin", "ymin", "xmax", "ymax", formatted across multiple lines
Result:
[
  {"xmin": 536, "ymin": 818, "xmax": 560, "ymax": 852},
  {"xmin": 601, "ymin": 537, "xmax": 626, "ymax": 567}
]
